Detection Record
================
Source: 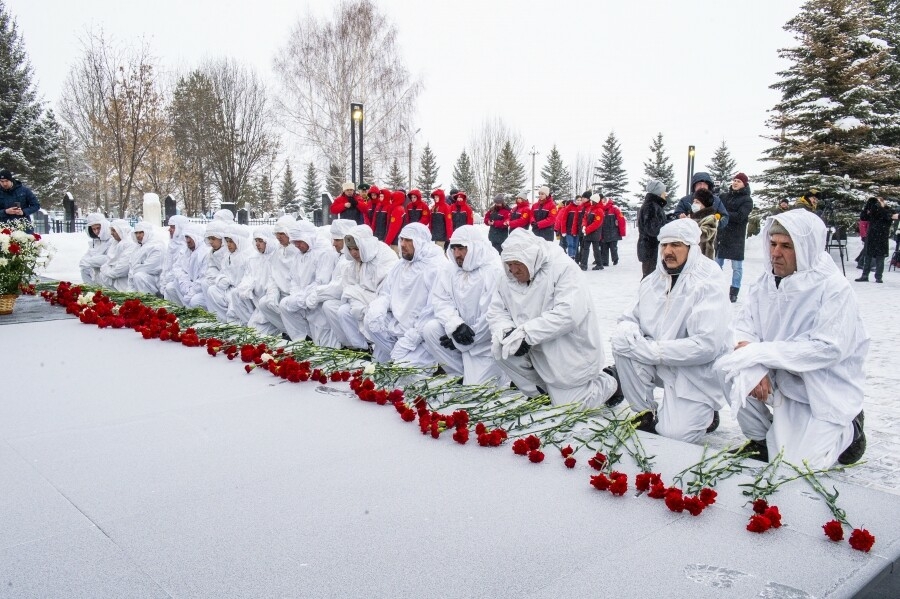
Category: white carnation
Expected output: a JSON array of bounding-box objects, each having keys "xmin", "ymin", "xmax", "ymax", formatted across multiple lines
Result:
[
  {"xmin": 10, "ymin": 230, "xmax": 28, "ymax": 242},
  {"xmin": 0, "ymin": 257, "xmax": 7, "ymax": 267}
]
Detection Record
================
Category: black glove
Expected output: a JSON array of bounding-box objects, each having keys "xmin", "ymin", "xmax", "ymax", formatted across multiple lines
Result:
[
  {"xmin": 503, "ymin": 328, "xmax": 530, "ymax": 357},
  {"xmin": 492, "ymin": 211, "xmax": 504, "ymax": 221},
  {"xmin": 346, "ymin": 196, "xmax": 357, "ymax": 209},
  {"xmin": 451, "ymin": 323, "xmax": 475, "ymax": 345},
  {"xmin": 439, "ymin": 334, "xmax": 457, "ymax": 350}
]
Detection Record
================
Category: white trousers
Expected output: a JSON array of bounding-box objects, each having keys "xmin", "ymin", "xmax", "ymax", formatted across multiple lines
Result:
[
  {"xmin": 737, "ymin": 393, "xmax": 854, "ymax": 469},
  {"xmin": 280, "ymin": 294, "xmax": 312, "ymax": 341},
  {"xmin": 206, "ymin": 285, "xmax": 230, "ymax": 322},
  {"xmin": 163, "ymin": 282, "xmax": 183, "ymax": 306},
  {"xmin": 99, "ymin": 274, "xmax": 129, "ymax": 292},
  {"xmin": 335, "ymin": 302, "xmax": 370, "ymax": 350},
  {"xmin": 613, "ymin": 352, "xmax": 715, "ymax": 443},
  {"xmin": 257, "ymin": 292, "xmax": 286, "ymax": 334},
  {"xmin": 421, "ymin": 319, "xmax": 509, "ymax": 386},
  {"xmin": 497, "ymin": 353, "xmax": 616, "ymax": 408},
  {"xmin": 130, "ymin": 272, "xmax": 160, "ymax": 296},
  {"xmin": 81, "ymin": 265, "xmax": 101, "ymax": 285},
  {"xmin": 228, "ymin": 292, "xmax": 256, "ymax": 326},
  {"xmin": 319, "ymin": 300, "xmax": 347, "ymax": 348}
]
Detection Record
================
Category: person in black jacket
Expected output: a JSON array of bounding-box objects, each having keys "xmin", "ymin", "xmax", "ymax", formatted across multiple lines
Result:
[
  {"xmin": 856, "ymin": 196, "xmax": 898, "ymax": 283},
  {"xmin": 0, "ymin": 169, "xmax": 40, "ymax": 227},
  {"xmin": 637, "ymin": 179, "xmax": 668, "ymax": 278},
  {"xmin": 715, "ymin": 173, "xmax": 754, "ymax": 302}
]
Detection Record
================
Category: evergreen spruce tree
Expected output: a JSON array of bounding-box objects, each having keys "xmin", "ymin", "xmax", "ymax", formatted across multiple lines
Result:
[
  {"xmin": 278, "ymin": 161, "xmax": 300, "ymax": 213},
  {"xmin": 257, "ymin": 172, "xmax": 276, "ymax": 215},
  {"xmin": 593, "ymin": 131, "xmax": 629, "ymax": 204},
  {"xmin": 386, "ymin": 157, "xmax": 406, "ymax": 190},
  {"xmin": 706, "ymin": 140, "xmax": 738, "ymax": 188},
  {"xmin": 637, "ymin": 133, "xmax": 678, "ymax": 202},
  {"xmin": 451, "ymin": 149, "xmax": 478, "ymax": 200},
  {"xmin": 301, "ymin": 162, "xmax": 321, "ymax": 215},
  {"xmin": 0, "ymin": 1, "xmax": 62, "ymax": 200},
  {"xmin": 415, "ymin": 143, "xmax": 439, "ymax": 195},
  {"xmin": 540, "ymin": 145, "xmax": 573, "ymax": 201},
  {"xmin": 362, "ymin": 158, "xmax": 375, "ymax": 189},
  {"xmin": 325, "ymin": 163, "xmax": 343, "ymax": 197},
  {"xmin": 759, "ymin": 0, "xmax": 900, "ymax": 214},
  {"xmin": 490, "ymin": 141, "xmax": 527, "ymax": 198}
]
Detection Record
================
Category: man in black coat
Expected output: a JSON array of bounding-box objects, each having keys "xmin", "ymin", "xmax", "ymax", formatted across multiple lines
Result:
[
  {"xmin": 716, "ymin": 173, "xmax": 753, "ymax": 302},
  {"xmin": 0, "ymin": 169, "xmax": 40, "ymax": 226},
  {"xmin": 673, "ymin": 172, "xmax": 729, "ymax": 230},
  {"xmin": 855, "ymin": 196, "xmax": 898, "ymax": 283},
  {"xmin": 637, "ymin": 179, "xmax": 668, "ymax": 279}
]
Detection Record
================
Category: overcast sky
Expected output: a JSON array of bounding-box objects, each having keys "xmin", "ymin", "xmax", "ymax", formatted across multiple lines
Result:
[{"xmin": 9, "ymin": 0, "xmax": 803, "ymax": 202}]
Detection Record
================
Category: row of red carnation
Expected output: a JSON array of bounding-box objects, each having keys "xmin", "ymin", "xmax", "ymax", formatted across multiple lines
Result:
[{"xmin": 40, "ymin": 282, "xmax": 876, "ymax": 553}]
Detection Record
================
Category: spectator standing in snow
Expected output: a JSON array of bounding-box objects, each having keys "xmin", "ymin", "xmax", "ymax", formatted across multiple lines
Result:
[
  {"xmin": 599, "ymin": 196, "xmax": 626, "ymax": 267},
  {"xmin": 716, "ymin": 210, "xmax": 868, "ymax": 468},
  {"xmin": 484, "ymin": 193, "xmax": 511, "ymax": 253},
  {"xmin": 637, "ymin": 180, "xmax": 668, "ymax": 278},
  {"xmin": 0, "ymin": 169, "xmax": 40, "ymax": 227},
  {"xmin": 716, "ymin": 173, "xmax": 753, "ymax": 303},
  {"xmin": 530, "ymin": 186, "xmax": 557, "ymax": 241},
  {"xmin": 329, "ymin": 181, "xmax": 368, "ymax": 225},
  {"xmin": 579, "ymin": 193, "xmax": 605, "ymax": 271},
  {"xmin": 429, "ymin": 188, "xmax": 453, "ymax": 248},
  {"xmin": 855, "ymin": 196, "xmax": 898, "ymax": 283},
  {"xmin": 508, "ymin": 191, "xmax": 532, "ymax": 234},
  {"xmin": 690, "ymin": 188, "xmax": 719, "ymax": 260}
]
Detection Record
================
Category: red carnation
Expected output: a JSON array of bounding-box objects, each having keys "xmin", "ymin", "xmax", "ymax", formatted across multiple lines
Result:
[
  {"xmin": 564, "ymin": 457, "xmax": 576, "ymax": 469},
  {"xmin": 488, "ymin": 430, "xmax": 505, "ymax": 446},
  {"xmin": 400, "ymin": 409, "xmax": 416, "ymax": 422},
  {"xmin": 452, "ymin": 428, "xmax": 469, "ymax": 445},
  {"xmin": 528, "ymin": 450, "xmax": 544, "ymax": 463},
  {"xmin": 512, "ymin": 439, "xmax": 529, "ymax": 456},
  {"xmin": 752, "ymin": 499, "xmax": 768, "ymax": 514},
  {"xmin": 682, "ymin": 495, "xmax": 705, "ymax": 516},
  {"xmin": 648, "ymin": 482, "xmax": 667, "ymax": 499},
  {"xmin": 822, "ymin": 520, "xmax": 844, "ymax": 542},
  {"xmin": 32, "ymin": 233, "xmax": 41, "ymax": 240},
  {"xmin": 665, "ymin": 490, "xmax": 685, "ymax": 513},
  {"xmin": 8, "ymin": 242, "xmax": 20, "ymax": 254},
  {"xmin": 560, "ymin": 445, "xmax": 574, "ymax": 458},
  {"xmin": 590, "ymin": 473, "xmax": 610, "ymax": 491},
  {"xmin": 609, "ymin": 477, "xmax": 628, "ymax": 496},
  {"xmin": 525, "ymin": 435, "xmax": 541, "ymax": 450},
  {"xmin": 849, "ymin": 528, "xmax": 875, "ymax": 552},
  {"xmin": 244, "ymin": 364, "xmax": 254, "ymax": 373},
  {"xmin": 763, "ymin": 506, "xmax": 782, "ymax": 529},
  {"xmin": 474, "ymin": 422, "xmax": 487, "ymax": 436},
  {"xmin": 635, "ymin": 472, "xmax": 653, "ymax": 492},
  {"xmin": 699, "ymin": 488, "xmax": 717, "ymax": 506},
  {"xmin": 746, "ymin": 514, "xmax": 772, "ymax": 533},
  {"xmin": 587, "ymin": 452, "xmax": 607, "ymax": 471}
]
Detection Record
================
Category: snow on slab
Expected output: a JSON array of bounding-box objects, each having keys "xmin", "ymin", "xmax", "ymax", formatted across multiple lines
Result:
[{"xmin": 3, "ymin": 317, "xmax": 900, "ymax": 597}]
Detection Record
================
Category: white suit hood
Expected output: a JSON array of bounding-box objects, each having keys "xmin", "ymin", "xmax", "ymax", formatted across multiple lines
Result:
[
  {"xmin": 213, "ymin": 208, "xmax": 235, "ymax": 223},
  {"xmin": 500, "ymin": 228, "xmax": 548, "ymax": 286},
  {"xmin": 129, "ymin": 222, "xmax": 164, "ymax": 281},
  {"xmin": 85, "ymin": 213, "xmax": 111, "ymax": 242},
  {"xmin": 400, "ymin": 222, "xmax": 444, "ymax": 264},
  {"xmin": 341, "ymin": 224, "xmax": 399, "ymax": 310},
  {"xmin": 330, "ymin": 218, "xmax": 356, "ymax": 239}
]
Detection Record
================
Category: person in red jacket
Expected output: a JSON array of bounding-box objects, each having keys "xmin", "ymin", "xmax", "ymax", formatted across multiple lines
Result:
[
  {"xmin": 531, "ymin": 185, "xmax": 558, "ymax": 241},
  {"xmin": 557, "ymin": 195, "xmax": 584, "ymax": 259},
  {"xmin": 450, "ymin": 191, "xmax": 474, "ymax": 232},
  {"xmin": 580, "ymin": 193, "xmax": 606, "ymax": 271},
  {"xmin": 600, "ymin": 197, "xmax": 627, "ymax": 266},
  {"xmin": 329, "ymin": 181, "xmax": 368, "ymax": 225},
  {"xmin": 383, "ymin": 190, "xmax": 407, "ymax": 249},
  {"xmin": 405, "ymin": 189, "xmax": 431, "ymax": 226},
  {"xmin": 555, "ymin": 198, "xmax": 575, "ymax": 253},
  {"xmin": 430, "ymin": 189, "xmax": 453, "ymax": 247},
  {"xmin": 509, "ymin": 191, "xmax": 532, "ymax": 232},
  {"xmin": 483, "ymin": 193, "xmax": 511, "ymax": 253},
  {"xmin": 365, "ymin": 186, "xmax": 383, "ymax": 228}
]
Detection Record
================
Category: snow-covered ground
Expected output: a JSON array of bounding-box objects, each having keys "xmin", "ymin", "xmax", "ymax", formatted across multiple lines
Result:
[{"xmin": 37, "ymin": 226, "xmax": 900, "ymax": 494}]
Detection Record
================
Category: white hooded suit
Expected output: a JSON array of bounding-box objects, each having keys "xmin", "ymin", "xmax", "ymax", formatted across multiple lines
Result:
[
  {"xmin": 363, "ymin": 223, "xmax": 447, "ymax": 365},
  {"xmin": 98, "ymin": 219, "xmax": 137, "ymax": 291},
  {"xmin": 422, "ymin": 226, "xmax": 509, "ymax": 385},
  {"xmin": 79, "ymin": 213, "xmax": 113, "ymax": 284},
  {"xmin": 309, "ymin": 219, "xmax": 357, "ymax": 348},
  {"xmin": 257, "ymin": 215, "xmax": 298, "ymax": 334},
  {"xmin": 611, "ymin": 218, "xmax": 731, "ymax": 443},
  {"xmin": 715, "ymin": 209, "xmax": 868, "ymax": 468},
  {"xmin": 206, "ymin": 224, "xmax": 252, "ymax": 322},
  {"xmin": 486, "ymin": 228, "xmax": 617, "ymax": 407},
  {"xmin": 128, "ymin": 222, "xmax": 164, "ymax": 295},
  {"xmin": 166, "ymin": 223, "xmax": 210, "ymax": 308},
  {"xmin": 280, "ymin": 222, "xmax": 339, "ymax": 341},
  {"xmin": 231, "ymin": 226, "xmax": 280, "ymax": 334}
]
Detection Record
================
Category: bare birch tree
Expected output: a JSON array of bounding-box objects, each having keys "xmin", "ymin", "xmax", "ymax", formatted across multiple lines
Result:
[
  {"xmin": 570, "ymin": 152, "xmax": 595, "ymax": 196},
  {"xmin": 59, "ymin": 30, "xmax": 167, "ymax": 216},
  {"xmin": 468, "ymin": 117, "xmax": 522, "ymax": 210},
  {"xmin": 273, "ymin": 0, "xmax": 422, "ymax": 176}
]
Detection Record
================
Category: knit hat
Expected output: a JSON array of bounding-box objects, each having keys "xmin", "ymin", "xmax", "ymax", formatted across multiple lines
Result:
[
  {"xmin": 342, "ymin": 181, "xmax": 355, "ymax": 192},
  {"xmin": 693, "ymin": 188, "xmax": 714, "ymax": 208},
  {"xmin": 493, "ymin": 193, "xmax": 506, "ymax": 204},
  {"xmin": 734, "ymin": 172, "xmax": 749, "ymax": 186},
  {"xmin": 646, "ymin": 179, "xmax": 666, "ymax": 197},
  {"xmin": 0, "ymin": 169, "xmax": 11, "ymax": 181},
  {"xmin": 539, "ymin": 185, "xmax": 550, "ymax": 196},
  {"xmin": 516, "ymin": 190, "xmax": 529, "ymax": 201},
  {"xmin": 768, "ymin": 219, "xmax": 790, "ymax": 237},
  {"xmin": 581, "ymin": 190, "xmax": 592, "ymax": 200}
]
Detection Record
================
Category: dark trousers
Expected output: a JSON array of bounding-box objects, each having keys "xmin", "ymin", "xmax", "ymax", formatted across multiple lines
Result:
[
  {"xmin": 641, "ymin": 260, "xmax": 656, "ymax": 279},
  {"xmin": 861, "ymin": 254, "xmax": 885, "ymax": 281},
  {"xmin": 600, "ymin": 241, "xmax": 619, "ymax": 266},
  {"xmin": 491, "ymin": 241, "xmax": 503, "ymax": 254},
  {"xmin": 580, "ymin": 239, "xmax": 601, "ymax": 269}
]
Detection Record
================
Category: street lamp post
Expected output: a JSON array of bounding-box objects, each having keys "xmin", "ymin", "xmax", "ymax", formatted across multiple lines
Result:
[
  {"xmin": 350, "ymin": 103, "xmax": 364, "ymax": 186},
  {"xmin": 400, "ymin": 124, "xmax": 420, "ymax": 191},
  {"xmin": 529, "ymin": 146, "xmax": 539, "ymax": 201},
  {"xmin": 686, "ymin": 145, "xmax": 696, "ymax": 195}
]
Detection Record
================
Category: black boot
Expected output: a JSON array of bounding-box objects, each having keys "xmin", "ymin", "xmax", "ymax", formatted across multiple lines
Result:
[
  {"xmin": 838, "ymin": 411, "xmax": 866, "ymax": 465},
  {"xmin": 855, "ymin": 275, "xmax": 869, "ymax": 282},
  {"xmin": 729, "ymin": 286, "xmax": 739, "ymax": 303},
  {"xmin": 730, "ymin": 439, "xmax": 769, "ymax": 462},
  {"xmin": 602, "ymin": 365, "xmax": 624, "ymax": 407},
  {"xmin": 706, "ymin": 410, "xmax": 720, "ymax": 433},
  {"xmin": 631, "ymin": 411, "xmax": 657, "ymax": 434}
]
